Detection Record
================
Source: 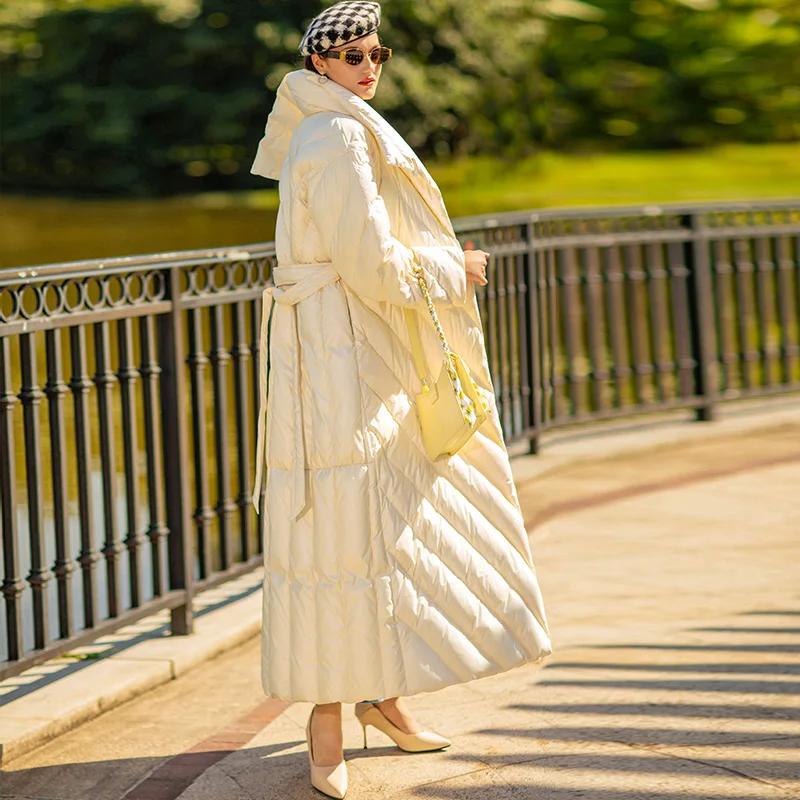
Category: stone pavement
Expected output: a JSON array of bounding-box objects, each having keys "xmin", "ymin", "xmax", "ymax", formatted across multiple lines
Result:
[{"xmin": 0, "ymin": 420, "xmax": 798, "ymax": 800}]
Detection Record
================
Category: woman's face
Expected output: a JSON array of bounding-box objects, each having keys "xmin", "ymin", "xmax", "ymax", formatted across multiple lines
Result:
[{"xmin": 311, "ymin": 32, "xmax": 382, "ymax": 101}]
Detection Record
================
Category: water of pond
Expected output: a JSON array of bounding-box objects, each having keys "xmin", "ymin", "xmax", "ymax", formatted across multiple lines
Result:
[
  {"xmin": 3, "ymin": 474, "xmax": 162, "ymax": 663},
  {"xmin": 1, "ymin": 317, "xmax": 259, "ymax": 664},
  {"xmin": 0, "ymin": 194, "xmax": 280, "ymax": 269}
]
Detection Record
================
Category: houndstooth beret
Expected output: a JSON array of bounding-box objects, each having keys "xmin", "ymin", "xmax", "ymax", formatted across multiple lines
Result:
[{"xmin": 299, "ymin": 1, "xmax": 382, "ymax": 56}]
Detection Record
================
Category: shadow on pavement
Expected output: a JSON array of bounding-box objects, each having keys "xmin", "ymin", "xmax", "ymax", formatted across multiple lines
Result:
[
  {"xmin": 1, "ymin": 611, "xmax": 797, "ymax": 799},
  {"xmin": 427, "ymin": 606, "xmax": 800, "ymax": 799}
]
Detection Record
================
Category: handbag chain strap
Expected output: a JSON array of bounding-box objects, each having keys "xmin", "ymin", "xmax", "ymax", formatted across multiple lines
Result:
[
  {"xmin": 410, "ymin": 264, "xmax": 454, "ymax": 359},
  {"xmin": 405, "ymin": 265, "xmax": 481, "ymax": 427}
]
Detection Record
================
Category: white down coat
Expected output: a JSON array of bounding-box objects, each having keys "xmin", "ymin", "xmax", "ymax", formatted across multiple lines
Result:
[{"xmin": 250, "ymin": 69, "xmax": 551, "ymax": 703}]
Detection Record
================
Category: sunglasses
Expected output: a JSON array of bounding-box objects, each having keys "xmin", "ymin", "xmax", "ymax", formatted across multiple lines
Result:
[{"xmin": 320, "ymin": 46, "xmax": 392, "ymax": 66}]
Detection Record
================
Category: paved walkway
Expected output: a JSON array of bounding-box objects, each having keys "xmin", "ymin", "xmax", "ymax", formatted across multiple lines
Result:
[{"xmin": 1, "ymin": 423, "xmax": 798, "ymax": 799}]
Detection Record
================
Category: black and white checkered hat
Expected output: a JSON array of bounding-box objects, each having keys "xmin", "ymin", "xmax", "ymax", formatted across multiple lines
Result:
[{"xmin": 299, "ymin": 1, "xmax": 382, "ymax": 56}]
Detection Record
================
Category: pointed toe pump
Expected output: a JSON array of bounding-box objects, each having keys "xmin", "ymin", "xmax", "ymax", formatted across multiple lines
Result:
[
  {"xmin": 306, "ymin": 706, "xmax": 348, "ymax": 799},
  {"xmin": 355, "ymin": 702, "xmax": 451, "ymax": 752}
]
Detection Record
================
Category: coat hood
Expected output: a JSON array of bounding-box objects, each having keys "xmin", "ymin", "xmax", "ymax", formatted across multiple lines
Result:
[
  {"xmin": 251, "ymin": 69, "xmax": 419, "ymax": 178},
  {"xmin": 251, "ymin": 69, "xmax": 454, "ymax": 235}
]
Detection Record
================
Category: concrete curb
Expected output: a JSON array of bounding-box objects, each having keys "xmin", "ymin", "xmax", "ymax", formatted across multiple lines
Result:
[
  {"xmin": 1, "ymin": 399, "xmax": 797, "ymax": 767},
  {"xmin": 0, "ymin": 581, "xmax": 262, "ymax": 766}
]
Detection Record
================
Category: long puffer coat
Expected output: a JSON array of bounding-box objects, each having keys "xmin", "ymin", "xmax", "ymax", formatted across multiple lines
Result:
[{"xmin": 250, "ymin": 69, "xmax": 551, "ymax": 704}]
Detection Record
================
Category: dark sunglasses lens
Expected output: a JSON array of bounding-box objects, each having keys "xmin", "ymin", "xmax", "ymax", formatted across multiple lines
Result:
[
  {"xmin": 369, "ymin": 47, "xmax": 391, "ymax": 64},
  {"xmin": 344, "ymin": 50, "xmax": 364, "ymax": 65}
]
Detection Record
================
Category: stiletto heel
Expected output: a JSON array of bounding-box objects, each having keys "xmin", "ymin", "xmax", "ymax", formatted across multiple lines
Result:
[
  {"xmin": 306, "ymin": 705, "xmax": 348, "ymax": 799},
  {"xmin": 354, "ymin": 702, "xmax": 451, "ymax": 753}
]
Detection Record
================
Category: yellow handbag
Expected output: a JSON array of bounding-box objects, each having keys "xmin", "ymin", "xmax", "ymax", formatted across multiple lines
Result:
[{"xmin": 404, "ymin": 265, "xmax": 491, "ymax": 461}]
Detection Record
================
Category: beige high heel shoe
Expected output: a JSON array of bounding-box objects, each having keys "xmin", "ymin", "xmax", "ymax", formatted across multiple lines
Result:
[
  {"xmin": 355, "ymin": 702, "xmax": 451, "ymax": 752},
  {"xmin": 306, "ymin": 705, "xmax": 348, "ymax": 799}
]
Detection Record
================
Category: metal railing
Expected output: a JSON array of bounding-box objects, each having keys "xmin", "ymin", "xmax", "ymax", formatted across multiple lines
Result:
[
  {"xmin": 0, "ymin": 245, "xmax": 274, "ymax": 679},
  {"xmin": 455, "ymin": 200, "xmax": 800, "ymax": 448},
  {"xmin": 1, "ymin": 199, "xmax": 798, "ymax": 679}
]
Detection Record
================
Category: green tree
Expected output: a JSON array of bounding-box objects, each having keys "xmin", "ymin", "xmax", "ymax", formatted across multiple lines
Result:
[
  {"xmin": 374, "ymin": 0, "xmax": 549, "ymax": 157},
  {"xmin": 0, "ymin": 0, "xmax": 317, "ymax": 194},
  {"xmin": 538, "ymin": 0, "xmax": 800, "ymax": 149},
  {"xmin": 1, "ymin": 0, "xmax": 796, "ymax": 196}
]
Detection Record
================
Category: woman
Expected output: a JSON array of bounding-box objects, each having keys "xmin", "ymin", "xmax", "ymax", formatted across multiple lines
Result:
[{"xmin": 250, "ymin": 3, "xmax": 552, "ymax": 797}]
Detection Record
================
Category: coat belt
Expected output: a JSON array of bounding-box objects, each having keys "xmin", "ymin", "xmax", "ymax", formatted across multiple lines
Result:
[{"xmin": 251, "ymin": 262, "xmax": 340, "ymax": 520}]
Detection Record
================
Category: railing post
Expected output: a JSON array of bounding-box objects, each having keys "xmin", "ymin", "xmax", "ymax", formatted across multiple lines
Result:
[
  {"xmin": 526, "ymin": 218, "xmax": 542, "ymax": 453},
  {"xmin": 683, "ymin": 212, "xmax": 716, "ymax": 421},
  {"xmin": 0, "ymin": 337, "xmax": 24, "ymax": 663},
  {"xmin": 158, "ymin": 267, "xmax": 194, "ymax": 635}
]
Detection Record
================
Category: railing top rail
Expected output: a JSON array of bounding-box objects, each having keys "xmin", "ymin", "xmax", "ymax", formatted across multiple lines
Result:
[
  {"xmin": 452, "ymin": 197, "xmax": 800, "ymax": 231},
  {"xmin": 0, "ymin": 242, "xmax": 276, "ymax": 285}
]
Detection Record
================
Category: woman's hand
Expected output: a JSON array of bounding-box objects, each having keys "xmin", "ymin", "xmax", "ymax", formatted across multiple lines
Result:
[{"xmin": 463, "ymin": 242, "xmax": 489, "ymax": 286}]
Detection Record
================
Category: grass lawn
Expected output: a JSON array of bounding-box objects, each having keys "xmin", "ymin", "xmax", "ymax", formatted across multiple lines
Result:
[
  {"xmin": 238, "ymin": 141, "xmax": 799, "ymax": 215},
  {"xmin": 2, "ymin": 142, "xmax": 797, "ymax": 268},
  {"xmin": 432, "ymin": 142, "xmax": 800, "ymax": 216}
]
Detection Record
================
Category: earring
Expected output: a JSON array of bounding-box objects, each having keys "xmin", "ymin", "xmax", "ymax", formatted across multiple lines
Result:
[{"xmin": 318, "ymin": 73, "xmax": 328, "ymax": 84}]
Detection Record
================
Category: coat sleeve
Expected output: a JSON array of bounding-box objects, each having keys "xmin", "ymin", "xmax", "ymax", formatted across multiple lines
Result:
[{"xmin": 303, "ymin": 119, "xmax": 469, "ymax": 308}]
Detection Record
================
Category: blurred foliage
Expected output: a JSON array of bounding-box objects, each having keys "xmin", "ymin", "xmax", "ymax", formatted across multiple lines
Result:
[
  {"xmin": 368, "ymin": 0, "xmax": 550, "ymax": 157},
  {"xmin": 538, "ymin": 0, "xmax": 800, "ymax": 149},
  {"xmin": 0, "ymin": 0, "xmax": 798, "ymax": 197},
  {"xmin": 0, "ymin": 0, "xmax": 300, "ymax": 195}
]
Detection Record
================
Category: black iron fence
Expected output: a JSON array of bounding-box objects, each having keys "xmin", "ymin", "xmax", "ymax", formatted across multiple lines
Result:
[
  {"xmin": 1, "ymin": 199, "xmax": 798, "ymax": 679},
  {"xmin": 456, "ymin": 200, "xmax": 800, "ymax": 447},
  {"xmin": 0, "ymin": 245, "xmax": 274, "ymax": 680}
]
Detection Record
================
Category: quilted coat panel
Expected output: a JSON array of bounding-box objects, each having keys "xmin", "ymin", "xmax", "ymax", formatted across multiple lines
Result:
[{"xmin": 251, "ymin": 70, "xmax": 551, "ymax": 703}]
